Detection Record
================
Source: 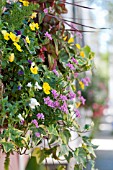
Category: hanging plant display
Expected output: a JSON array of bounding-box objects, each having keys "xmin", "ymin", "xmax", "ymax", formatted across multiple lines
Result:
[{"xmin": 0, "ymin": 0, "xmax": 97, "ymax": 169}]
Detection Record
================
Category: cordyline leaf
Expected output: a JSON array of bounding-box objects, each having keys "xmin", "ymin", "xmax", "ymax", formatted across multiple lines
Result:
[
  {"xmin": 48, "ymin": 54, "xmax": 57, "ymax": 70},
  {"xmin": 61, "ymin": 1, "xmax": 94, "ymax": 10}
]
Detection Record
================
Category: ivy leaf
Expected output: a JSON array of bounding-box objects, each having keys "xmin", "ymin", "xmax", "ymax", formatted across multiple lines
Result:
[
  {"xmin": 47, "ymin": 125, "xmax": 58, "ymax": 136},
  {"xmin": 1, "ymin": 142, "xmax": 15, "ymax": 153},
  {"xmin": 60, "ymin": 129, "xmax": 71, "ymax": 144},
  {"xmin": 74, "ymin": 164, "xmax": 83, "ymax": 170},
  {"xmin": 86, "ymin": 146, "xmax": 96, "ymax": 158},
  {"xmin": 26, "ymin": 156, "xmax": 46, "ymax": 170},
  {"xmin": 59, "ymin": 144, "xmax": 69, "ymax": 157},
  {"xmin": 32, "ymin": 147, "xmax": 45, "ymax": 164},
  {"xmin": 57, "ymin": 165, "xmax": 67, "ymax": 170},
  {"xmin": 9, "ymin": 128, "xmax": 23, "ymax": 140}
]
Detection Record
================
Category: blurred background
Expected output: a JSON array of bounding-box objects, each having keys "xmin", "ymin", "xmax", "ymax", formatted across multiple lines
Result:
[{"xmin": 66, "ymin": 0, "xmax": 113, "ymax": 170}]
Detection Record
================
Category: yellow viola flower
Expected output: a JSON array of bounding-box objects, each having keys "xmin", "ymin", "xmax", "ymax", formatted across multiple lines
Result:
[
  {"xmin": 76, "ymin": 102, "xmax": 81, "ymax": 108},
  {"xmin": 26, "ymin": 36, "xmax": 30, "ymax": 44},
  {"xmin": 80, "ymin": 51, "xmax": 85, "ymax": 58},
  {"xmin": 29, "ymin": 22, "xmax": 39, "ymax": 31},
  {"xmin": 13, "ymin": 42, "xmax": 22, "ymax": 52},
  {"xmin": 30, "ymin": 65, "xmax": 38, "ymax": 74},
  {"xmin": 22, "ymin": 1, "xmax": 29, "ymax": 6},
  {"xmin": 63, "ymin": 36, "xmax": 67, "ymax": 41},
  {"xmin": 43, "ymin": 82, "xmax": 51, "ymax": 94},
  {"xmin": 1, "ymin": 30, "xmax": 10, "ymax": 40},
  {"xmin": 79, "ymin": 81, "xmax": 84, "ymax": 90},
  {"xmin": 30, "ymin": 12, "xmax": 37, "ymax": 19},
  {"xmin": 9, "ymin": 53, "xmax": 15, "ymax": 62},
  {"xmin": 35, "ymin": 23, "xmax": 39, "ymax": 30},
  {"xmin": 29, "ymin": 22, "xmax": 36, "ymax": 31},
  {"xmin": 76, "ymin": 43, "xmax": 81, "ymax": 49},
  {"xmin": 10, "ymin": 32, "xmax": 20, "ymax": 42},
  {"xmin": 68, "ymin": 37, "xmax": 74, "ymax": 44}
]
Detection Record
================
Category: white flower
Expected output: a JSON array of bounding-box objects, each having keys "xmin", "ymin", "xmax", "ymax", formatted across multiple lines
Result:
[
  {"xmin": 31, "ymin": 62, "xmax": 35, "ymax": 67},
  {"xmin": 35, "ymin": 82, "xmax": 42, "ymax": 90},
  {"xmin": 18, "ymin": 114, "xmax": 24, "ymax": 121},
  {"xmin": 27, "ymin": 82, "xmax": 32, "ymax": 88},
  {"xmin": 29, "ymin": 98, "xmax": 40, "ymax": 109}
]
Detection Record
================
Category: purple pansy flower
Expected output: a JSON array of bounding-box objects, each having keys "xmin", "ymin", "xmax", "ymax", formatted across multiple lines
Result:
[
  {"xmin": 18, "ymin": 86, "xmax": 21, "ymax": 90},
  {"xmin": 18, "ymin": 70, "xmax": 24, "ymax": 75},
  {"xmin": 28, "ymin": 60, "xmax": 32, "ymax": 64}
]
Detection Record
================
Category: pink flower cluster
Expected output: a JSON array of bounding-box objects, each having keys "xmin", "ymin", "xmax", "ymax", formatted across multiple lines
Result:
[
  {"xmin": 66, "ymin": 62, "xmax": 75, "ymax": 70},
  {"xmin": 81, "ymin": 77, "xmax": 91, "ymax": 86},
  {"xmin": 66, "ymin": 57, "xmax": 78, "ymax": 71},
  {"xmin": 52, "ymin": 69, "xmax": 59, "ymax": 76},
  {"xmin": 32, "ymin": 119, "xmax": 39, "ymax": 128},
  {"xmin": 44, "ymin": 31, "xmax": 52, "ymax": 40},
  {"xmin": 44, "ymin": 89, "xmax": 77, "ymax": 114},
  {"xmin": 77, "ymin": 90, "xmax": 86, "ymax": 105},
  {"xmin": 31, "ymin": 113, "xmax": 45, "ymax": 138},
  {"xmin": 74, "ymin": 109, "xmax": 81, "ymax": 118}
]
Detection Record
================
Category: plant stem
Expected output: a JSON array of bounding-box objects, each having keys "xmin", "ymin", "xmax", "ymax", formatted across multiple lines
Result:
[{"xmin": 4, "ymin": 152, "xmax": 10, "ymax": 170}]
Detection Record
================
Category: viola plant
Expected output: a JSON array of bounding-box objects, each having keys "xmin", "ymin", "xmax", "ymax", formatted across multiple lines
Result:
[{"xmin": 0, "ymin": 0, "xmax": 96, "ymax": 169}]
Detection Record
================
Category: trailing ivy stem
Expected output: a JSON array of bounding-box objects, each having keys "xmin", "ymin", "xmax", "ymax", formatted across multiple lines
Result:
[{"xmin": 4, "ymin": 152, "xmax": 10, "ymax": 170}]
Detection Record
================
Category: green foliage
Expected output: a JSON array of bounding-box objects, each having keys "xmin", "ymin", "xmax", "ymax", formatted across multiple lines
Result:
[
  {"xmin": 0, "ymin": 0, "xmax": 96, "ymax": 169},
  {"xmin": 2, "ymin": 3, "xmax": 39, "ymax": 30}
]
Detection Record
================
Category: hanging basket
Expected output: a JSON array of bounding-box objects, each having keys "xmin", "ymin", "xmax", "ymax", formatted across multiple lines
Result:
[{"xmin": 0, "ymin": 1, "xmax": 96, "ymax": 170}]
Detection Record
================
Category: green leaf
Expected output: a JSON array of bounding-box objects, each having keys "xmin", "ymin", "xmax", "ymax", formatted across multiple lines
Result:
[
  {"xmin": 47, "ymin": 124, "xmax": 58, "ymax": 136},
  {"xmin": 1, "ymin": 142, "xmax": 14, "ymax": 153},
  {"xmin": 59, "ymin": 144, "xmax": 69, "ymax": 157},
  {"xmin": 74, "ymin": 164, "xmax": 83, "ymax": 170},
  {"xmin": 86, "ymin": 146, "xmax": 96, "ymax": 158},
  {"xmin": 32, "ymin": 148, "xmax": 46, "ymax": 164},
  {"xmin": 84, "ymin": 124, "xmax": 91, "ymax": 130},
  {"xmin": 60, "ymin": 129, "xmax": 71, "ymax": 144},
  {"xmin": 57, "ymin": 165, "xmax": 67, "ymax": 170},
  {"xmin": 38, "ymin": 12, "xmax": 45, "ymax": 24},
  {"xmin": 0, "ymin": 74, "xmax": 3, "ymax": 79},
  {"xmin": 26, "ymin": 156, "xmax": 46, "ymax": 170}
]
